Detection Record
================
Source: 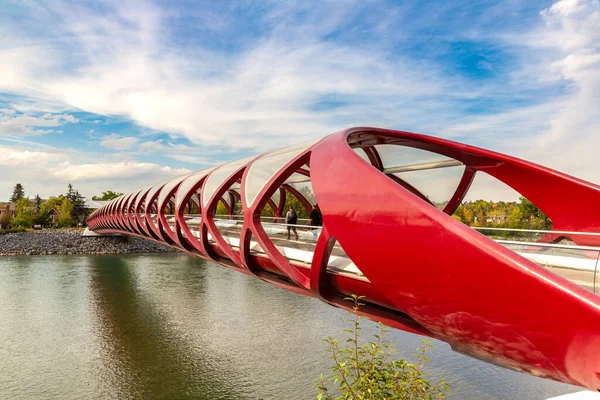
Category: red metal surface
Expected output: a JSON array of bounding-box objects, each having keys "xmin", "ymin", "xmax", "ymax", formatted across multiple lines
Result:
[{"xmin": 86, "ymin": 127, "xmax": 600, "ymax": 391}]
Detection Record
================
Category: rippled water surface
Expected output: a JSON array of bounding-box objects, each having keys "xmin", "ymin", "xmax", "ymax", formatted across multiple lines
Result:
[{"xmin": 0, "ymin": 253, "xmax": 581, "ymax": 399}]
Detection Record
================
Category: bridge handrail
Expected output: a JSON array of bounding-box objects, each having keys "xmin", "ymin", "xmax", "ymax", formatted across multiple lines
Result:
[
  {"xmin": 473, "ymin": 227, "xmax": 600, "ymax": 236},
  {"xmin": 495, "ymin": 239, "xmax": 600, "ymax": 252}
]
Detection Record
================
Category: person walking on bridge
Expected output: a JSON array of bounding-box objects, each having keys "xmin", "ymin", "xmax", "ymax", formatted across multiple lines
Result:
[
  {"xmin": 309, "ymin": 204, "xmax": 322, "ymax": 238},
  {"xmin": 285, "ymin": 207, "xmax": 299, "ymax": 240},
  {"xmin": 310, "ymin": 204, "xmax": 322, "ymax": 227}
]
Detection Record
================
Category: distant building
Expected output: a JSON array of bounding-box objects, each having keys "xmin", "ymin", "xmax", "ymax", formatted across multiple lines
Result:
[
  {"xmin": 48, "ymin": 208, "xmax": 60, "ymax": 225},
  {"xmin": 0, "ymin": 202, "xmax": 16, "ymax": 218}
]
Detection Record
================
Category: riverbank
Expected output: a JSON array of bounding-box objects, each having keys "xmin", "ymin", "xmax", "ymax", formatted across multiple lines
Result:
[{"xmin": 0, "ymin": 229, "xmax": 176, "ymax": 256}]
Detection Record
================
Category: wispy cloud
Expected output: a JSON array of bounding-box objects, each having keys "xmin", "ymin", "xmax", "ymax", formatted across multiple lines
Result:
[
  {"xmin": 0, "ymin": 142, "xmax": 189, "ymax": 199},
  {"xmin": 0, "ymin": 110, "xmax": 79, "ymax": 136},
  {"xmin": 99, "ymin": 133, "xmax": 140, "ymax": 151},
  {"xmin": 0, "ymin": 0, "xmax": 598, "ymax": 194}
]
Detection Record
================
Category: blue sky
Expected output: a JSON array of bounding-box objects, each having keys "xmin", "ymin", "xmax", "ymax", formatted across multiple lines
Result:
[{"xmin": 0, "ymin": 0, "xmax": 599, "ymax": 199}]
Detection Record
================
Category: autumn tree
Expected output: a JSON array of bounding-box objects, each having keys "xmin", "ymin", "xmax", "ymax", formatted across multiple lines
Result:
[
  {"xmin": 0, "ymin": 211, "xmax": 12, "ymax": 229},
  {"xmin": 519, "ymin": 196, "xmax": 552, "ymax": 230}
]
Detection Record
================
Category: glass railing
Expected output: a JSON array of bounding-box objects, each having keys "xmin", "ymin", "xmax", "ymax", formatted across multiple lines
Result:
[
  {"xmin": 213, "ymin": 215, "xmax": 244, "ymax": 248},
  {"xmin": 473, "ymin": 227, "xmax": 600, "ymax": 293},
  {"xmin": 184, "ymin": 215, "xmax": 201, "ymax": 239},
  {"xmin": 496, "ymin": 240, "xmax": 598, "ymax": 293},
  {"xmin": 165, "ymin": 215, "xmax": 177, "ymax": 233},
  {"xmin": 597, "ymin": 264, "xmax": 600, "ymax": 295},
  {"xmin": 131, "ymin": 215, "xmax": 600, "ymax": 290}
]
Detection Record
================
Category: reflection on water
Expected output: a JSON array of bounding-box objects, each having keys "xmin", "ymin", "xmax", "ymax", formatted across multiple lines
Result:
[
  {"xmin": 0, "ymin": 253, "xmax": 581, "ymax": 399},
  {"xmin": 88, "ymin": 255, "xmax": 246, "ymax": 399}
]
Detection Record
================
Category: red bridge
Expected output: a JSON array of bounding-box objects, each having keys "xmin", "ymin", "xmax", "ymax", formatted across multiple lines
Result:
[{"xmin": 87, "ymin": 127, "xmax": 600, "ymax": 391}]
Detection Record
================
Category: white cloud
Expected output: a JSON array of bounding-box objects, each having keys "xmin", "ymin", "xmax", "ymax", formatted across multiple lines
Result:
[
  {"xmin": 52, "ymin": 161, "xmax": 189, "ymax": 181},
  {"xmin": 0, "ymin": 144, "xmax": 190, "ymax": 199},
  {"xmin": 439, "ymin": 0, "xmax": 600, "ymax": 185},
  {"xmin": 0, "ymin": 0, "xmax": 454, "ymax": 150},
  {"xmin": 137, "ymin": 140, "xmax": 173, "ymax": 153},
  {"xmin": 0, "ymin": 111, "xmax": 79, "ymax": 136},
  {"xmin": 167, "ymin": 154, "xmax": 220, "ymax": 165},
  {"xmin": 0, "ymin": 0, "xmax": 599, "ymax": 196},
  {"xmin": 99, "ymin": 133, "xmax": 140, "ymax": 151},
  {"xmin": 0, "ymin": 147, "xmax": 67, "ymax": 165}
]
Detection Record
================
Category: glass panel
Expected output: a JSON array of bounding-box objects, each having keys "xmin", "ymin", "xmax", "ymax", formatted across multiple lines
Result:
[
  {"xmin": 184, "ymin": 215, "xmax": 201, "ymax": 239},
  {"xmin": 146, "ymin": 180, "xmax": 169, "ymax": 209},
  {"xmin": 165, "ymin": 214, "xmax": 177, "ymax": 232},
  {"xmin": 353, "ymin": 148, "xmax": 371, "ymax": 164},
  {"xmin": 247, "ymin": 233, "xmax": 265, "ymax": 256},
  {"xmin": 135, "ymin": 188, "xmax": 150, "ymax": 220},
  {"xmin": 176, "ymin": 168, "xmax": 214, "ymax": 208},
  {"xmin": 271, "ymin": 190, "xmax": 281, "ymax": 209},
  {"xmin": 284, "ymin": 172, "xmax": 311, "ymax": 184},
  {"xmin": 326, "ymin": 240, "xmax": 367, "ymax": 280},
  {"xmin": 158, "ymin": 175, "xmax": 188, "ymax": 209},
  {"xmin": 203, "ymin": 156, "xmax": 255, "ymax": 207},
  {"xmin": 393, "ymin": 165, "xmax": 465, "ymax": 209},
  {"xmin": 286, "ymin": 180, "xmax": 317, "ymax": 207},
  {"xmin": 121, "ymin": 194, "xmax": 133, "ymax": 222},
  {"xmin": 129, "ymin": 189, "xmax": 142, "ymax": 212},
  {"xmin": 463, "ymin": 171, "xmax": 522, "ymax": 202},
  {"xmin": 474, "ymin": 227, "xmax": 547, "ymax": 241},
  {"xmin": 498, "ymin": 241, "xmax": 598, "ymax": 293},
  {"xmin": 213, "ymin": 216, "xmax": 244, "ymax": 249},
  {"xmin": 594, "ymin": 263, "xmax": 600, "ymax": 295},
  {"xmin": 121, "ymin": 193, "xmax": 132, "ymax": 216},
  {"xmin": 245, "ymin": 139, "xmax": 319, "ymax": 206},
  {"xmin": 375, "ymin": 144, "xmax": 450, "ymax": 169},
  {"xmin": 260, "ymin": 218, "xmax": 322, "ymax": 267},
  {"xmin": 189, "ymin": 193, "xmax": 200, "ymax": 214}
]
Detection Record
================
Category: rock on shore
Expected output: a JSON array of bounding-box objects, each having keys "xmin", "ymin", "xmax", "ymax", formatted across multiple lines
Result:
[{"xmin": 0, "ymin": 229, "xmax": 177, "ymax": 256}]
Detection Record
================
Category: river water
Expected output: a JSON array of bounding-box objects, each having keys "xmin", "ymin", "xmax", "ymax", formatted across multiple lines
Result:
[{"xmin": 0, "ymin": 253, "xmax": 582, "ymax": 399}]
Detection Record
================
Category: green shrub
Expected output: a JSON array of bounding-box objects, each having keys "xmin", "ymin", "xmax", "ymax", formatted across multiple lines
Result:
[
  {"xmin": 0, "ymin": 227, "xmax": 28, "ymax": 235},
  {"xmin": 314, "ymin": 295, "xmax": 449, "ymax": 400}
]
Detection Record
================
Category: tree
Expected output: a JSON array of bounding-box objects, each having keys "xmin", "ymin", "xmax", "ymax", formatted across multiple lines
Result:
[
  {"xmin": 518, "ymin": 196, "xmax": 552, "ymax": 230},
  {"xmin": 13, "ymin": 197, "xmax": 34, "ymax": 228},
  {"xmin": 34, "ymin": 194, "xmax": 42, "ymax": 212},
  {"xmin": 0, "ymin": 212, "xmax": 12, "ymax": 229},
  {"xmin": 65, "ymin": 183, "xmax": 86, "ymax": 223},
  {"xmin": 315, "ymin": 295, "xmax": 449, "ymax": 399},
  {"xmin": 36, "ymin": 196, "xmax": 64, "ymax": 227},
  {"xmin": 92, "ymin": 190, "xmax": 123, "ymax": 201},
  {"xmin": 215, "ymin": 200, "xmax": 228, "ymax": 216},
  {"xmin": 507, "ymin": 207, "xmax": 525, "ymax": 229},
  {"xmin": 58, "ymin": 198, "xmax": 75, "ymax": 227},
  {"xmin": 34, "ymin": 199, "xmax": 54, "ymax": 226},
  {"xmin": 284, "ymin": 190, "xmax": 310, "ymax": 219},
  {"xmin": 10, "ymin": 183, "xmax": 25, "ymax": 202}
]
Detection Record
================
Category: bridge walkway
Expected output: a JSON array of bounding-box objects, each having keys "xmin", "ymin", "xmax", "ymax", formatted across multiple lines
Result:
[{"xmin": 156, "ymin": 215, "xmax": 598, "ymax": 292}]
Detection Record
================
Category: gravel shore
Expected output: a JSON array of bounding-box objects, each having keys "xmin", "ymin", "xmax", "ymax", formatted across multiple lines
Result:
[{"xmin": 0, "ymin": 229, "xmax": 177, "ymax": 256}]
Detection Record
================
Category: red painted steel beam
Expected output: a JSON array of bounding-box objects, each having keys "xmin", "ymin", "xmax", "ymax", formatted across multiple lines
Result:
[{"xmin": 86, "ymin": 126, "xmax": 600, "ymax": 391}]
